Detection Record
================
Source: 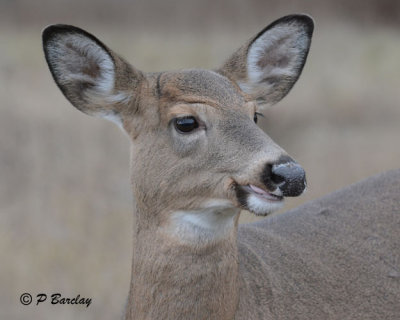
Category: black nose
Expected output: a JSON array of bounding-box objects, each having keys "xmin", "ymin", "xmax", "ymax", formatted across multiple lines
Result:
[{"xmin": 266, "ymin": 158, "xmax": 306, "ymax": 197}]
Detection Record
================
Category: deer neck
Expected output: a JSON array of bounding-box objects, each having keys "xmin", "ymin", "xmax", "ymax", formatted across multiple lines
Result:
[{"xmin": 125, "ymin": 201, "xmax": 241, "ymax": 320}]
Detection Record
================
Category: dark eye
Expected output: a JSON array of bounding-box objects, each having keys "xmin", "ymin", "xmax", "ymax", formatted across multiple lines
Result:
[
  {"xmin": 253, "ymin": 113, "xmax": 258, "ymax": 123},
  {"xmin": 254, "ymin": 112, "xmax": 263, "ymax": 124},
  {"xmin": 174, "ymin": 116, "xmax": 199, "ymax": 133}
]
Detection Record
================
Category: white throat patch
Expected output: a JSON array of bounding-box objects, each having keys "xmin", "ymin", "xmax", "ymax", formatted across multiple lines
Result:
[{"xmin": 169, "ymin": 199, "xmax": 239, "ymax": 243}]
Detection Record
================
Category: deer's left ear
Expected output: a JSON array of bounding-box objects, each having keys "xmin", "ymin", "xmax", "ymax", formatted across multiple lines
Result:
[{"xmin": 219, "ymin": 15, "xmax": 314, "ymax": 107}]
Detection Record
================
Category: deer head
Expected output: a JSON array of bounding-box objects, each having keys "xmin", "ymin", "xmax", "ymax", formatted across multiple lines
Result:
[{"xmin": 42, "ymin": 15, "xmax": 313, "ymax": 229}]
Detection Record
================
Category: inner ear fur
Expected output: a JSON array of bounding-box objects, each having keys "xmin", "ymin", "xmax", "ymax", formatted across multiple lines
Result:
[
  {"xmin": 42, "ymin": 24, "xmax": 144, "ymax": 120},
  {"xmin": 219, "ymin": 14, "xmax": 314, "ymax": 107}
]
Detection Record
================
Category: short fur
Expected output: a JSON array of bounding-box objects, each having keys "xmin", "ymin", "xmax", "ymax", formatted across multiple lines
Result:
[{"xmin": 42, "ymin": 15, "xmax": 399, "ymax": 320}]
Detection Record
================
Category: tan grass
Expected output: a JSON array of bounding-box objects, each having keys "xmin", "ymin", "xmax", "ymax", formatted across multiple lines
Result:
[{"xmin": 1, "ymin": 20, "xmax": 399, "ymax": 319}]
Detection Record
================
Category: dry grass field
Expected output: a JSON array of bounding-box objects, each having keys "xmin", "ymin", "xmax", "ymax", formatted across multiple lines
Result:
[{"xmin": 1, "ymin": 1, "xmax": 399, "ymax": 319}]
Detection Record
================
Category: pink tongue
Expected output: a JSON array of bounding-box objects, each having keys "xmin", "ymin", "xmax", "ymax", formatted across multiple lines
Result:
[{"xmin": 249, "ymin": 184, "xmax": 269, "ymax": 195}]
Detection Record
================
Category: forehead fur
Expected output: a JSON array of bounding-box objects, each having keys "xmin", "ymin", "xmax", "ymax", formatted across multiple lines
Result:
[{"xmin": 157, "ymin": 69, "xmax": 246, "ymax": 108}]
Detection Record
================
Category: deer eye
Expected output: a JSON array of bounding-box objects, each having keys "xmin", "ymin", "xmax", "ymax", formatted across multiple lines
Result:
[
  {"xmin": 254, "ymin": 112, "xmax": 263, "ymax": 124},
  {"xmin": 253, "ymin": 113, "xmax": 258, "ymax": 123},
  {"xmin": 174, "ymin": 116, "xmax": 199, "ymax": 133}
]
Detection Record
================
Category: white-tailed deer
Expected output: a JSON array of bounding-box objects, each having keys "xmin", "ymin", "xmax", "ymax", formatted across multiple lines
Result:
[{"xmin": 42, "ymin": 15, "xmax": 400, "ymax": 320}]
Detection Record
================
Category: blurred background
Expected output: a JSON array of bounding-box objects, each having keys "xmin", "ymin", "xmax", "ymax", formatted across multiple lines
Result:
[{"xmin": 1, "ymin": 0, "xmax": 399, "ymax": 319}]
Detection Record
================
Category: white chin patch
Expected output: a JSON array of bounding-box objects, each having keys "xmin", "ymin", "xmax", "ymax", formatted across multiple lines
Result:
[{"xmin": 246, "ymin": 194, "xmax": 284, "ymax": 216}]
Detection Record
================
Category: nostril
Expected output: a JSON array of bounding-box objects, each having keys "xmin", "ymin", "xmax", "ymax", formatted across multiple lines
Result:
[
  {"xmin": 270, "ymin": 168, "xmax": 286, "ymax": 185},
  {"xmin": 271, "ymin": 162, "xmax": 306, "ymax": 197}
]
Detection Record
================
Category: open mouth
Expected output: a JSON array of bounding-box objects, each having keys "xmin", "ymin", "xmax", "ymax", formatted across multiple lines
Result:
[
  {"xmin": 244, "ymin": 184, "xmax": 284, "ymax": 202},
  {"xmin": 234, "ymin": 183, "xmax": 284, "ymax": 216}
]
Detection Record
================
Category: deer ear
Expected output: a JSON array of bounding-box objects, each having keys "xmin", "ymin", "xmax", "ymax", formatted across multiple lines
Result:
[
  {"xmin": 219, "ymin": 15, "xmax": 313, "ymax": 107},
  {"xmin": 42, "ymin": 24, "xmax": 143, "ymax": 127}
]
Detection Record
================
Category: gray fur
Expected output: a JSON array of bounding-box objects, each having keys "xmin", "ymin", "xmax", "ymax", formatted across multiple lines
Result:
[{"xmin": 42, "ymin": 15, "xmax": 399, "ymax": 320}]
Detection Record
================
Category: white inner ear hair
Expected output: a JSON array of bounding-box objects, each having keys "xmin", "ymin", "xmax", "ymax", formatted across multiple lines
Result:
[
  {"xmin": 244, "ymin": 23, "xmax": 309, "ymax": 94},
  {"xmin": 47, "ymin": 33, "xmax": 130, "ymax": 111}
]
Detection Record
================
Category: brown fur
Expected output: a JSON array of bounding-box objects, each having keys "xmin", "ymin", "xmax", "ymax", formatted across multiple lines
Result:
[
  {"xmin": 125, "ymin": 215, "xmax": 240, "ymax": 320},
  {"xmin": 42, "ymin": 15, "xmax": 398, "ymax": 320},
  {"xmin": 236, "ymin": 170, "xmax": 400, "ymax": 319}
]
